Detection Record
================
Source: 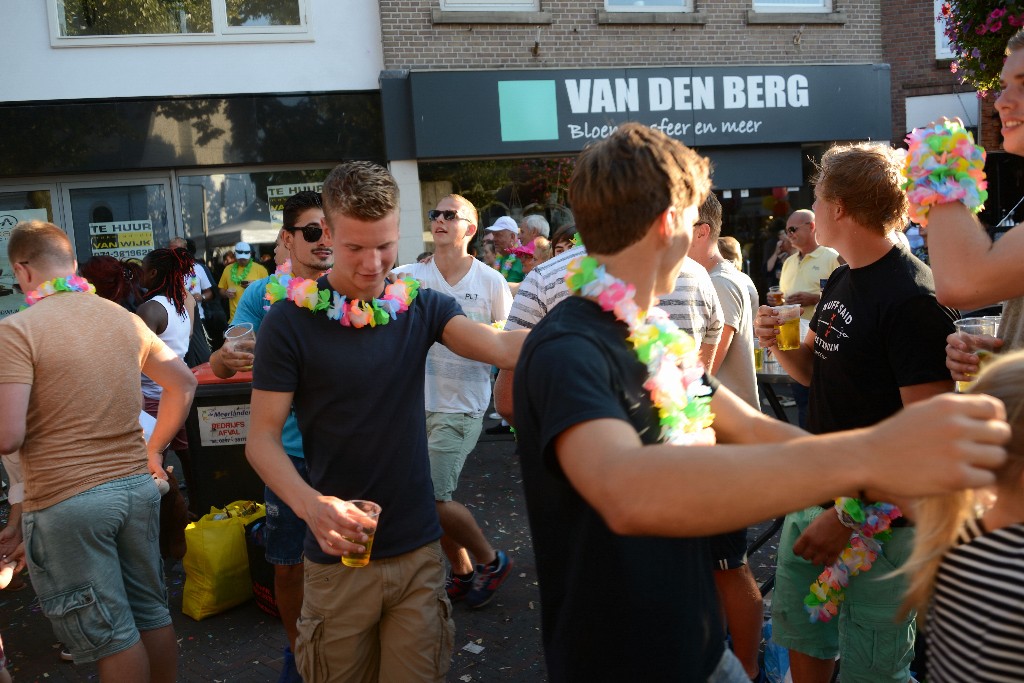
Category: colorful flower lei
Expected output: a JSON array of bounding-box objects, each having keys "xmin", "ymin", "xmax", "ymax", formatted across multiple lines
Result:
[
  {"xmin": 803, "ymin": 497, "xmax": 903, "ymax": 623},
  {"xmin": 565, "ymin": 256, "xmax": 715, "ymax": 445},
  {"xmin": 267, "ymin": 272, "xmax": 421, "ymax": 329},
  {"xmin": 901, "ymin": 119, "xmax": 988, "ymax": 227},
  {"xmin": 24, "ymin": 274, "xmax": 96, "ymax": 307}
]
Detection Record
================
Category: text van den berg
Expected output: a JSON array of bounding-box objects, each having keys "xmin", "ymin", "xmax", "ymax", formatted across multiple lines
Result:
[{"xmin": 565, "ymin": 75, "xmax": 811, "ymax": 114}]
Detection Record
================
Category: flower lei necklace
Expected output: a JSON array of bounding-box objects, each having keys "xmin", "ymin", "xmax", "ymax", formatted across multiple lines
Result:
[
  {"xmin": 803, "ymin": 497, "xmax": 902, "ymax": 623},
  {"xmin": 901, "ymin": 119, "xmax": 987, "ymax": 227},
  {"xmin": 265, "ymin": 263, "xmax": 420, "ymax": 329},
  {"xmin": 24, "ymin": 274, "xmax": 96, "ymax": 306},
  {"xmin": 229, "ymin": 259, "xmax": 255, "ymax": 285},
  {"xmin": 565, "ymin": 256, "xmax": 715, "ymax": 445}
]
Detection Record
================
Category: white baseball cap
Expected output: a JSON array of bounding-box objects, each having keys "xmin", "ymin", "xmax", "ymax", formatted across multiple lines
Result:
[
  {"xmin": 485, "ymin": 216, "xmax": 519, "ymax": 235},
  {"xmin": 234, "ymin": 241, "xmax": 252, "ymax": 258}
]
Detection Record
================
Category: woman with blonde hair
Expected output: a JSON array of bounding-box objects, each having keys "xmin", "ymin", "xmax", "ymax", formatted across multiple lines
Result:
[
  {"xmin": 717, "ymin": 236, "xmax": 744, "ymax": 271},
  {"xmin": 900, "ymin": 351, "xmax": 1024, "ymax": 681}
]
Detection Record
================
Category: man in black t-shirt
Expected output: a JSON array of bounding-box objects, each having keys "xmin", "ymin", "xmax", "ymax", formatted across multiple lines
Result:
[
  {"xmin": 514, "ymin": 124, "xmax": 1009, "ymax": 682},
  {"xmin": 755, "ymin": 143, "xmax": 955, "ymax": 683},
  {"xmin": 245, "ymin": 162, "xmax": 526, "ymax": 683}
]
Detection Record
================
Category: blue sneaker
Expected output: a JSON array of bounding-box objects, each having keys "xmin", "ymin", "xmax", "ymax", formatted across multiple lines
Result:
[{"xmin": 466, "ymin": 550, "xmax": 513, "ymax": 608}]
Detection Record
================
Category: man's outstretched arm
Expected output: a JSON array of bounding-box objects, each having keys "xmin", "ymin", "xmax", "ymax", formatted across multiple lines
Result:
[{"xmin": 555, "ymin": 392, "xmax": 1008, "ymax": 538}]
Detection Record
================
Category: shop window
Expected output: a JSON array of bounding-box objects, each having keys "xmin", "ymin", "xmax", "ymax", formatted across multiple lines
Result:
[
  {"xmin": 177, "ymin": 167, "xmax": 332, "ymax": 264},
  {"xmin": 752, "ymin": 0, "xmax": 831, "ymax": 12},
  {"xmin": 605, "ymin": 0, "xmax": 693, "ymax": 12},
  {"xmin": 48, "ymin": 0, "xmax": 308, "ymax": 46}
]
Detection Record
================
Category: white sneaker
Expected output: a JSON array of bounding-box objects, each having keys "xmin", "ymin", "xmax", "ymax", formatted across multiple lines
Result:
[{"xmin": 488, "ymin": 412, "xmax": 501, "ymax": 420}]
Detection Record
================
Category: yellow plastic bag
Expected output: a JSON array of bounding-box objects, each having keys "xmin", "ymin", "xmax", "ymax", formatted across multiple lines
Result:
[{"xmin": 182, "ymin": 500, "xmax": 265, "ymax": 621}]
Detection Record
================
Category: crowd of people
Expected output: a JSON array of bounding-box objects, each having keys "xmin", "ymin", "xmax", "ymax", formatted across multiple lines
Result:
[{"xmin": 2, "ymin": 29, "xmax": 1024, "ymax": 683}]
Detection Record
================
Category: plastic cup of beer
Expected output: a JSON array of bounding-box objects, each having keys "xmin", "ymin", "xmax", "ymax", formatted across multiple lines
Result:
[
  {"xmin": 754, "ymin": 339, "xmax": 764, "ymax": 372},
  {"xmin": 954, "ymin": 317, "xmax": 1000, "ymax": 392},
  {"xmin": 341, "ymin": 500, "xmax": 382, "ymax": 568},
  {"xmin": 223, "ymin": 322, "xmax": 256, "ymax": 369},
  {"xmin": 773, "ymin": 304, "xmax": 802, "ymax": 351},
  {"xmin": 766, "ymin": 286, "xmax": 784, "ymax": 307}
]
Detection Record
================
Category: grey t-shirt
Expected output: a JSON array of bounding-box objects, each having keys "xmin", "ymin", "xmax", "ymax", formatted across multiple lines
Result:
[
  {"xmin": 1000, "ymin": 295, "xmax": 1024, "ymax": 352},
  {"xmin": 709, "ymin": 260, "xmax": 759, "ymax": 409}
]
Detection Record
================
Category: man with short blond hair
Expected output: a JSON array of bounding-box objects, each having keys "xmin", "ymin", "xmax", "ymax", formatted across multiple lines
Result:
[{"xmin": 246, "ymin": 163, "xmax": 526, "ymax": 682}]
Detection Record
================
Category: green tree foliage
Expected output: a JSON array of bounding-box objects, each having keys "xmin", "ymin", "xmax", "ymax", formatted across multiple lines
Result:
[{"xmin": 59, "ymin": 0, "xmax": 214, "ymax": 36}]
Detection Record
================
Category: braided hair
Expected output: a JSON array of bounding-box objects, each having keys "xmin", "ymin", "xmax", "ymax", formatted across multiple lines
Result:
[
  {"xmin": 80, "ymin": 255, "xmax": 145, "ymax": 312},
  {"xmin": 143, "ymin": 247, "xmax": 195, "ymax": 317}
]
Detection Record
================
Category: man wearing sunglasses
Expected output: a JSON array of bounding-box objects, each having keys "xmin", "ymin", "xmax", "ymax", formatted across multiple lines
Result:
[
  {"xmin": 394, "ymin": 195, "xmax": 515, "ymax": 609},
  {"xmin": 779, "ymin": 210, "xmax": 840, "ymax": 321},
  {"xmin": 210, "ymin": 190, "xmax": 329, "ymax": 683},
  {"xmin": 218, "ymin": 241, "xmax": 269, "ymax": 319}
]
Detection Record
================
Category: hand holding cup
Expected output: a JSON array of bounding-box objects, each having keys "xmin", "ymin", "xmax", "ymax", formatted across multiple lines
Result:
[{"xmin": 223, "ymin": 322, "xmax": 256, "ymax": 371}]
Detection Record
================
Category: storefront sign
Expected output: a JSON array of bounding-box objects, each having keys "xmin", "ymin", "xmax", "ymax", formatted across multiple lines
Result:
[
  {"xmin": 267, "ymin": 182, "xmax": 324, "ymax": 230},
  {"xmin": 89, "ymin": 220, "xmax": 155, "ymax": 261},
  {"xmin": 197, "ymin": 404, "xmax": 251, "ymax": 447},
  {"xmin": 0, "ymin": 209, "xmax": 47, "ymax": 318},
  {"xmin": 403, "ymin": 65, "xmax": 891, "ymax": 158}
]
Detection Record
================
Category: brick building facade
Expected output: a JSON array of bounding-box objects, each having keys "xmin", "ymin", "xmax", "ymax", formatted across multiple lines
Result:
[{"xmin": 380, "ymin": 1, "xmax": 881, "ymax": 71}]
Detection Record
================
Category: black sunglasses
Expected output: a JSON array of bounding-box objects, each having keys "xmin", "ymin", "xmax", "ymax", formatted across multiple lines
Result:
[
  {"xmin": 427, "ymin": 209, "xmax": 469, "ymax": 223},
  {"xmin": 284, "ymin": 222, "xmax": 325, "ymax": 243}
]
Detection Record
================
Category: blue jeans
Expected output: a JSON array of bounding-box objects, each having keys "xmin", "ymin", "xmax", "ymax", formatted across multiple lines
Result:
[
  {"xmin": 264, "ymin": 455, "xmax": 310, "ymax": 565},
  {"xmin": 23, "ymin": 473, "xmax": 170, "ymax": 664}
]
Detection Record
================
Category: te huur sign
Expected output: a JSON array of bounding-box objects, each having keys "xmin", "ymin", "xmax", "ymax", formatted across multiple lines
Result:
[{"xmin": 408, "ymin": 65, "xmax": 891, "ymax": 158}]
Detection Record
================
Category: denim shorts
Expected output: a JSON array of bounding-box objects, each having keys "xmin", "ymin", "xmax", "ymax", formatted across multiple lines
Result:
[
  {"xmin": 265, "ymin": 455, "xmax": 310, "ymax": 565},
  {"xmin": 425, "ymin": 412, "xmax": 483, "ymax": 502},
  {"xmin": 23, "ymin": 473, "xmax": 170, "ymax": 664}
]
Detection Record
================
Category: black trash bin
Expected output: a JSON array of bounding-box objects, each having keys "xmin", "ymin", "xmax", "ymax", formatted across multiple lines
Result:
[{"xmin": 183, "ymin": 363, "xmax": 265, "ymax": 517}]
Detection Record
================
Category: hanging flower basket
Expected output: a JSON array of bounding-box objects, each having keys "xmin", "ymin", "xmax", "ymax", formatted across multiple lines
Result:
[{"xmin": 940, "ymin": 1, "xmax": 1024, "ymax": 95}]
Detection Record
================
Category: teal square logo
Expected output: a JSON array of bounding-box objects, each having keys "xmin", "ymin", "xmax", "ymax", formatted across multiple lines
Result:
[{"xmin": 498, "ymin": 80, "xmax": 559, "ymax": 142}]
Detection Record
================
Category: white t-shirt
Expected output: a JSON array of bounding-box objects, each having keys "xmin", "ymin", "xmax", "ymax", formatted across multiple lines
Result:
[
  {"xmin": 185, "ymin": 266, "xmax": 213, "ymax": 320},
  {"xmin": 394, "ymin": 259, "xmax": 512, "ymax": 417}
]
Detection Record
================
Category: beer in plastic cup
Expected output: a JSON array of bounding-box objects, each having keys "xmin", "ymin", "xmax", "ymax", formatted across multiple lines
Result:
[
  {"xmin": 223, "ymin": 322, "xmax": 256, "ymax": 371},
  {"xmin": 953, "ymin": 317, "xmax": 1000, "ymax": 393},
  {"xmin": 341, "ymin": 500, "xmax": 382, "ymax": 568},
  {"xmin": 774, "ymin": 304, "xmax": 802, "ymax": 351},
  {"xmin": 754, "ymin": 339, "xmax": 764, "ymax": 372},
  {"xmin": 766, "ymin": 286, "xmax": 784, "ymax": 307}
]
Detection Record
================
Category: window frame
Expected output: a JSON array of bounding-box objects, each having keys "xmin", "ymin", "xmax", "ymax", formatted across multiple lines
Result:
[
  {"xmin": 934, "ymin": 0, "xmax": 954, "ymax": 60},
  {"xmin": 604, "ymin": 0, "xmax": 694, "ymax": 12},
  {"xmin": 751, "ymin": 0, "xmax": 831, "ymax": 13},
  {"xmin": 438, "ymin": 0, "xmax": 540, "ymax": 12},
  {"xmin": 46, "ymin": 0, "xmax": 312, "ymax": 47}
]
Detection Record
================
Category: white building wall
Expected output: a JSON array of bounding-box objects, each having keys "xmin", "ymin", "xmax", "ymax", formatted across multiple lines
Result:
[
  {"xmin": 1, "ymin": 1, "xmax": 383, "ymax": 102},
  {"xmin": 389, "ymin": 160, "xmax": 426, "ymax": 268}
]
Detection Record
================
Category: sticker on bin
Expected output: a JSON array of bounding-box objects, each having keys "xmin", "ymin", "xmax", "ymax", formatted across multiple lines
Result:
[{"xmin": 198, "ymin": 404, "xmax": 251, "ymax": 446}]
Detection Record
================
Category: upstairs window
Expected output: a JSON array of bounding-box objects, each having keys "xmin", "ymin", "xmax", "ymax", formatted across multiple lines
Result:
[
  {"xmin": 49, "ymin": 0, "xmax": 308, "ymax": 45},
  {"xmin": 753, "ymin": 0, "xmax": 831, "ymax": 12},
  {"xmin": 605, "ymin": 0, "xmax": 694, "ymax": 11},
  {"xmin": 439, "ymin": 0, "xmax": 540, "ymax": 10}
]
